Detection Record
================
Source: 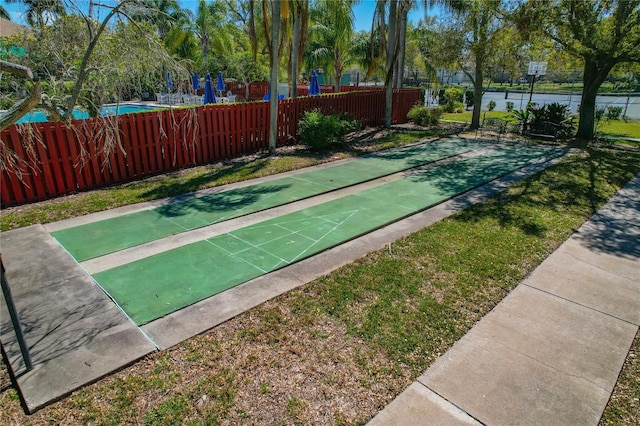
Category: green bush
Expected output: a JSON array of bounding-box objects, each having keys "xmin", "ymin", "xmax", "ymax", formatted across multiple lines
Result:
[
  {"xmin": 439, "ymin": 87, "xmax": 463, "ymax": 106},
  {"xmin": 488, "ymin": 100, "xmax": 497, "ymax": 111},
  {"xmin": 439, "ymin": 88, "xmax": 463, "ymax": 113},
  {"xmin": 506, "ymin": 101, "xmax": 514, "ymax": 112},
  {"xmin": 407, "ymin": 105, "xmax": 443, "ymax": 126},
  {"xmin": 297, "ymin": 109, "xmax": 359, "ymax": 151},
  {"xmin": 464, "ymin": 90, "xmax": 474, "ymax": 108},
  {"xmin": 443, "ymin": 101, "xmax": 465, "ymax": 113},
  {"xmin": 605, "ymin": 106, "xmax": 623, "ymax": 121},
  {"xmin": 526, "ymin": 102, "xmax": 575, "ymax": 139}
]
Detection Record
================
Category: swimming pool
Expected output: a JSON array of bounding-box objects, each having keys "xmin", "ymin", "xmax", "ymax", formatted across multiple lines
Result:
[{"xmin": 7, "ymin": 103, "xmax": 165, "ymax": 124}]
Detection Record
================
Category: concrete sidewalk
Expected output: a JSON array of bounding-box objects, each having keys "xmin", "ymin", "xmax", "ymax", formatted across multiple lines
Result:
[
  {"xmin": 0, "ymin": 140, "xmax": 568, "ymax": 413},
  {"xmin": 368, "ymin": 174, "xmax": 640, "ymax": 425}
]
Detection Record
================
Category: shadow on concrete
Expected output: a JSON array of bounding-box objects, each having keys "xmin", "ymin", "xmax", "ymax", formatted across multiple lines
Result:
[
  {"xmin": 573, "ymin": 175, "xmax": 640, "ymax": 259},
  {"xmin": 371, "ymin": 138, "xmax": 483, "ymax": 165},
  {"xmin": 1, "ymin": 275, "xmax": 123, "ymax": 376}
]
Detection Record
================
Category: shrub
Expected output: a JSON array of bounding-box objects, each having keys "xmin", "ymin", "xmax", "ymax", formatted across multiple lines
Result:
[
  {"xmin": 487, "ymin": 100, "xmax": 497, "ymax": 111},
  {"xmin": 446, "ymin": 101, "xmax": 465, "ymax": 113},
  {"xmin": 464, "ymin": 90, "xmax": 474, "ymax": 108},
  {"xmin": 506, "ymin": 101, "xmax": 514, "ymax": 112},
  {"xmin": 605, "ymin": 106, "xmax": 623, "ymax": 121},
  {"xmin": 438, "ymin": 87, "xmax": 464, "ymax": 112},
  {"xmin": 297, "ymin": 109, "xmax": 359, "ymax": 151},
  {"xmin": 407, "ymin": 105, "xmax": 443, "ymax": 126},
  {"xmin": 511, "ymin": 108, "xmax": 531, "ymax": 134},
  {"xmin": 526, "ymin": 102, "xmax": 575, "ymax": 139},
  {"xmin": 439, "ymin": 87, "xmax": 463, "ymax": 105}
]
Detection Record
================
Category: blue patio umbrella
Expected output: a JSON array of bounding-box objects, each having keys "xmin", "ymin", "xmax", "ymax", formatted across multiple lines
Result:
[
  {"xmin": 263, "ymin": 91, "xmax": 285, "ymax": 101},
  {"xmin": 309, "ymin": 71, "xmax": 320, "ymax": 96},
  {"xmin": 216, "ymin": 71, "xmax": 226, "ymax": 95},
  {"xmin": 192, "ymin": 72, "xmax": 200, "ymax": 91},
  {"xmin": 203, "ymin": 73, "xmax": 216, "ymax": 104},
  {"xmin": 166, "ymin": 72, "xmax": 173, "ymax": 91}
]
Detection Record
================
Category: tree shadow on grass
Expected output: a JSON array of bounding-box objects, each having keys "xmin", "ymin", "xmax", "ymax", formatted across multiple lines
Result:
[{"xmin": 443, "ymin": 146, "xmax": 640, "ymax": 245}]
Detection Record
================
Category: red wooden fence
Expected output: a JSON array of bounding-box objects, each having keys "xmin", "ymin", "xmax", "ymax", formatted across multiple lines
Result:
[{"xmin": 0, "ymin": 89, "xmax": 420, "ymax": 207}]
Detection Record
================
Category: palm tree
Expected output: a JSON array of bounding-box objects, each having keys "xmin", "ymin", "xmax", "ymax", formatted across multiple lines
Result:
[
  {"xmin": 137, "ymin": 0, "xmax": 187, "ymax": 41},
  {"xmin": 379, "ymin": 0, "xmax": 463, "ymax": 127},
  {"xmin": 307, "ymin": 0, "xmax": 356, "ymax": 93},
  {"xmin": 224, "ymin": 0, "xmax": 260, "ymax": 62},
  {"xmin": 289, "ymin": 0, "xmax": 309, "ymax": 98},
  {"xmin": 194, "ymin": 0, "xmax": 241, "ymax": 65},
  {"xmin": 0, "ymin": 5, "xmax": 10, "ymax": 20},
  {"xmin": 6, "ymin": 0, "xmax": 66, "ymax": 31},
  {"xmin": 164, "ymin": 10, "xmax": 200, "ymax": 63},
  {"xmin": 350, "ymin": 30, "xmax": 383, "ymax": 81},
  {"xmin": 268, "ymin": 0, "xmax": 283, "ymax": 154}
]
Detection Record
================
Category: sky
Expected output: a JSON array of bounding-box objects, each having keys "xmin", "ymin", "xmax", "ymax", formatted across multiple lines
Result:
[{"xmin": 1, "ymin": 0, "xmax": 433, "ymax": 33}]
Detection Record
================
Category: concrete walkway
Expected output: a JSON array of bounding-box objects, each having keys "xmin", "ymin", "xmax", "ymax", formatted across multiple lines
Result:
[
  {"xmin": 368, "ymin": 174, "xmax": 640, "ymax": 425},
  {"xmin": 3, "ymin": 139, "xmax": 638, "ymax": 421},
  {"xmin": 0, "ymin": 139, "xmax": 568, "ymax": 413}
]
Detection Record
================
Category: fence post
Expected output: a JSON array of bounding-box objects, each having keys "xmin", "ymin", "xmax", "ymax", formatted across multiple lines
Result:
[{"xmin": 0, "ymin": 255, "xmax": 32, "ymax": 372}]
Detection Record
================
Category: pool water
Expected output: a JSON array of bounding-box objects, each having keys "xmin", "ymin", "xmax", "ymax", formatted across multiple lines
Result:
[{"xmin": 10, "ymin": 104, "xmax": 164, "ymax": 124}]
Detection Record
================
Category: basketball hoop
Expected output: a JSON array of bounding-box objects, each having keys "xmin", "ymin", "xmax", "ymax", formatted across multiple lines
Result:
[
  {"xmin": 527, "ymin": 62, "xmax": 548, "ymax": 104},
  {"xmin": 528, "ymin": 62, "xmax": 547, "ymax": 76}
]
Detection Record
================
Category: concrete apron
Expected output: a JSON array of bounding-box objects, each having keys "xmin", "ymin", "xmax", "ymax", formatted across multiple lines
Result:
[
  {"xmin": 368, "ymin": 174, "xmax": 640, "ymax": 425},
  {"xmin": 0, "ymin": 144, "xmax": 568, "ymax": 413}
]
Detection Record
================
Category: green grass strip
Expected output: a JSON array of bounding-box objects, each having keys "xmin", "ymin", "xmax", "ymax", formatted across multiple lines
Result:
[{"xmin": 52, "ymin": 138, "xmax": 485, "ymax": 262}]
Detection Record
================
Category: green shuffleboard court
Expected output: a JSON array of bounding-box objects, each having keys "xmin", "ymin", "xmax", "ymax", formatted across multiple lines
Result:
[
  {"xmin": 92, "ymin": 144, "xmax": 564, "ymax": 325},
  {"xmin": 52, "ymin": 138, "xmax": 486, "ymax": 261}
]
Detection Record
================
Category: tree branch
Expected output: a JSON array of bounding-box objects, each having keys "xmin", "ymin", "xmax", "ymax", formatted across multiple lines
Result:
[
  {"xmin": 0, "ymin": 82, "xmax": 42, "ymax": 132},
  {"xmin": 0, "ymin": 60, "xmax": 34, "ymax": 80}
]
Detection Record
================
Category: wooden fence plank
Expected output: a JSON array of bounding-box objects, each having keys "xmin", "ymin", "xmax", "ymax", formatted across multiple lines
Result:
[{"xmin": 1, "ymin": 89, "xmax": 419, "ymax": 206}]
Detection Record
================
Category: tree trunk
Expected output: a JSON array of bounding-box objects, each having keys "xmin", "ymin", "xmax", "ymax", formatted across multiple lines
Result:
[
  {"xmin": 291, "ymin": 3, "xmax": 302, "ymax": 99},
  {"xmin": 385, "ymin": 0, "xmax": 398, "ymax": 128},
  {"xmin": 394, "ymin": 2, "xmax": 409, "ymax": 89},
  {"xmin": 334, "ymin": 57, "xmax": 342, "ymax": 94},
  {"xmin": 471, "ymin": 61, "xmax": 483, "ymax": 130},
  {"xmin": 268, "ymin": 0, "xmax": 281, "ymax": 155},
  {"xmin": 249, "ymin": 0, "xmax": 258, "ymax": 62},
  {"xmin": 576, "ymin": 59, "xmax": 613, "ymax": 140}
]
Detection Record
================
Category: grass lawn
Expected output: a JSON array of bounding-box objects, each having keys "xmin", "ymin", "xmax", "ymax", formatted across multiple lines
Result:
[
  {"xmin": 442, "ymin": 110, "xmax": 516, "ymax": 123},
  {"xmin": 598, "ymin": 119, "xmax": 640, "ymax": 139},
  {"xmin": 443, "ymin": 111, "xmax": 640, "ymax": 141},
  {"xmin": 1, "ymin": 128, "xmax": 639, "ymax": 424}
]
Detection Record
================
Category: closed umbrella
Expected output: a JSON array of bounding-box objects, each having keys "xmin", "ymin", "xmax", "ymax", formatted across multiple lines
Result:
[
  {"xmin": 216, "ymin": 71, "xmax": 226, "ymax": 96},
  {"xmin": 192, "ymin": 72, "xmax": 200, "ymax": 91},
  {"xmin": 309, "ymin": 71, "xmax": 321, "ymax": 96},
  {"xmin": 166, "ymin": 72, "xmax": 173, "ymax": 91},
  {"xmin": 203, "ymin": 73, "xmax": 216, "ymax": 104}
]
